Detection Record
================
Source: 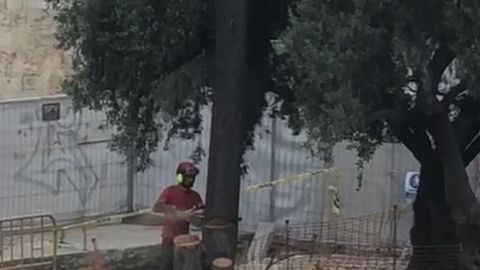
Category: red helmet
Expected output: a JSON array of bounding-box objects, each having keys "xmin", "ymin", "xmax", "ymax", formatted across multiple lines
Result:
[{"xmin": 176, "ymin": 162, "xmax": 199, "ymax": 177}]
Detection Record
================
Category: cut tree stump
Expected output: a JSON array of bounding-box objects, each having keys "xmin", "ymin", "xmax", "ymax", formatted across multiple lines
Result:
[
  {"xmin": 212, "ymin": 257, "xmax": 233, "ymax": 270},
  {"xmin": 174, "ymin": 234, "xmax": 203, "ymax": 270}
]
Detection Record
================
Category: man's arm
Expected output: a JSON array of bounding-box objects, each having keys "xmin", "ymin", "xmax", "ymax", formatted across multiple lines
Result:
[
  {"xmin": 152, "ymin": 190, "xmax": 168, "ymax": 213},
  {"xmin": 153, "ymin": 189, "xmax": 178, "ymax": 214},
  {"xmin": 153, "ymin": 200, "xmax": 178, "ymax": 213},
  {"xmin": 189, "ymin": 193, "xmax": 205, "ymax": 227},
  {"xmin": 152, "ymin": 190, "xmax": 194, "ymax": 220}
]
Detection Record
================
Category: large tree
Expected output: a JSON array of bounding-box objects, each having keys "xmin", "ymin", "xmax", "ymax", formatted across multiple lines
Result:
[
  {"xmin": 47, "ymin": 0, "xmax": 290, "ymax": 264},
  {"xmin": 282, "ymin": 0, "xmax": 480, "ymax": 269},
  {"xmin": 202, "ymin": 0, "xmax": 295, "ymax": 262}
]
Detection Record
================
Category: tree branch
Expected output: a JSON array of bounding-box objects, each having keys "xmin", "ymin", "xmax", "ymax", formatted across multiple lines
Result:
[
  {"xmin": 152, "ymin": 54, "xmax": 211, "ymax": 101},
  {"xmin": 391, "ymin": 114, "xmax": 434, "ymax": 163},
  {"xmin": 428, "ymin": 43, "xmax": 455, "ymax": 92},
  {"xmin": 442, "ymin": 80, "xmax": 467, "ymax": 105},
  {"xmin": 366, "ymin": 109, "xmax": 397, "ymax": 124},
  {"xmin": 463, "ymin": 131, "xmax": 480, "ymax": 166},
  {"xmin": 416, "ymin": 45, "xmax": 454, "ymax": 117},
  {"xmin": 395, "ymin": 128, "xmax": 431, "ymax": 163}
]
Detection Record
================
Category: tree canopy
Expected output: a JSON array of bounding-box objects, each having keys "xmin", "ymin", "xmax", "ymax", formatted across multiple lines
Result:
[
  {"xmin": 46, "ymin": 0, "xmax": 295, "ymax": 173},
  {"xmin": 282, "ymin": 0, "xmax": 480, "ymax": 185},
  {"xmin": 282, "ymin": 0, "xmax": 480, "ymax": 268},
  {"xmin": 46, "ymin": 0, "xmax": 212, "ymax": 170}
]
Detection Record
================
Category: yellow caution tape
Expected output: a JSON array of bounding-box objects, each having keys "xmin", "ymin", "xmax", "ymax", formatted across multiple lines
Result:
[
  {"xmin": 59, "ymin": 168, "xmax": 339, "ymax": 231},
  {"xmin": 242, "ymin": 167, "xmax": 338, "ymax": 192},
  {"xmin": 331, "ymin": 188, "xmax": 341, "ymax": 216},
  {"xmin": 60, "ymin": 208, "xmax": 153, "ymax": 231}
]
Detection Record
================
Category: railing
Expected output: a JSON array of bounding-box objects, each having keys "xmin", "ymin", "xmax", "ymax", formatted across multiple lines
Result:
[{"xmin": 0, "ymin": 214, "xmax": 58, "ymax": 270}]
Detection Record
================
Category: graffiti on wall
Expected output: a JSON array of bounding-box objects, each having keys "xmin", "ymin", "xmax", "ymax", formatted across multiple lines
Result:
[{"xmin": 13, "ymin": 104, "xmax": 102, "ymax": 209}]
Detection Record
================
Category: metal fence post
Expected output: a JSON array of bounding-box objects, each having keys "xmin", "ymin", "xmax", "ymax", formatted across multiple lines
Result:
[
  {"xmin": 389, "ymin": 143, "xmax": 397, "ymax": 210},
  {"xmin": 269, "ymin": 116, "xmax": 277, "ymax": 223},
  {"xmin": 126, "ymin": 144, "xmax": 135, "ymax": 212},
  {"xmin": 285, "ymin": 219, "xmax": 290, "ymax": 270},
  {"xmin": 392, "ymin": 205, "xmax": 398, "ymax": 270}
]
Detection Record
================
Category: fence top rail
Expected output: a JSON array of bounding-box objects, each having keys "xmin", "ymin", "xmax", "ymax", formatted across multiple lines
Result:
[
  {"xmin": 0, "ymin": 214, "xmax": 57, "ymax": 227},
  {"xmin": 0, "ymin": 94, "xmax": 68, "ymax": 106}
]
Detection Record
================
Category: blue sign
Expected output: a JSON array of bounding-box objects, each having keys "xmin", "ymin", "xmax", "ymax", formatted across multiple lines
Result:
[{"xmin": 404, "ymin": 171, "xmax": 420, "ymax": 198}]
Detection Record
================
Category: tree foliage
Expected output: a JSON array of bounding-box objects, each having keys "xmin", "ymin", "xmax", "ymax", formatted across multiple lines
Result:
[
  {"xmin": 46, "ymin": 0, "xmax": 211, "ymax": 170},
  {"xmin": 282, "ymin": 2, "xmax": 480, "ymax": 267},
  {"xmin": 282, "ymin": 0, "xmax": 480, "ymax": 185},
  {"xmin": 47, "ymin": 0, "xmax": 296, "ymax": 174}
]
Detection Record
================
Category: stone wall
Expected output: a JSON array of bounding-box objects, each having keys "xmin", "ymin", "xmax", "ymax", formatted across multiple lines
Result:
[
  {"xmin": 57, "ymin": 245, "xmax": 162, "ymax": 270},
  {"xmin": 0, "ymin": 0, "xmax": 70, "ymax": 100}
]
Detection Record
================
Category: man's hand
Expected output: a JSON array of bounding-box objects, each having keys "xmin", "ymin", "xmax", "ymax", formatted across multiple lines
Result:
[
  {"xmin": 154, "ymin": 203, "xmax": 202, "ymax": 222},
  {"xmin": 174, "ymin": 208, "xmax": 195, "ymax": 221}
]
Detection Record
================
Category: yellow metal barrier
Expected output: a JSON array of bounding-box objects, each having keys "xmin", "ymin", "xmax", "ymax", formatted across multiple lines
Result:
[{"xmin": 0, "ymin": 214, "xmax": 58, "ymax": 270}]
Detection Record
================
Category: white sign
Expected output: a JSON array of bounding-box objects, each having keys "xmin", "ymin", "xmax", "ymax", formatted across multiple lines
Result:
[
  {"xmin": 404, "ymin": 171, "xmax": 420, "ymax": 198},
  {"xmin": 246, "ymin": 222, "xmax": 276, "ymax": 262}
]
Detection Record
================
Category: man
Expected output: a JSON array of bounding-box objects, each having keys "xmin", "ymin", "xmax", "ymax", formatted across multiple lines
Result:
[{"xmin": 153, "ymin": 161, "xmax": 204, "ymax": 270}]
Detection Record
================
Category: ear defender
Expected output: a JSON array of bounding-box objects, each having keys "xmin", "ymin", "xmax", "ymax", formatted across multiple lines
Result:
[{"xmin": 176, "ymin": 173, "xmax": 184, "ymax": 184}]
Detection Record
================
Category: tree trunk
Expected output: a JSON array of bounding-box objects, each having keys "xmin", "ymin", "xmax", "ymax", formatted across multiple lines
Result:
[
  {"xmin": 393, "ymin": 114, "xmax": 462, "ymax": 269},
  {"xmin": 203, "ymin": 0, "xmax": 249, "ymax": 264},
  {"xmin": 426, "ymin": 112, "xmax": 480, "ymax": 270},
  {"xmin": 407, "ymin": 160, "xmax": 461, "ymax": 270}
]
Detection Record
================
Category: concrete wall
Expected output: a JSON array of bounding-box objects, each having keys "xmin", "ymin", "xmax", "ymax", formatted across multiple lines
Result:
[
  {"xmin": 56, "ymin": 245, "xmax": 162, "ymax": 270},
  {"xmin": 0, "ymin": 0, "xmax": 69, "ymax": 100}
]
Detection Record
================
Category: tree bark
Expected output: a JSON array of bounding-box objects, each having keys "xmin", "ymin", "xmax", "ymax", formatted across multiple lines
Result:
[
  {"xmin": 203, "ymin": 0, "xmax": 272, "ymax": 264},
  {"xmin": 393, "ymin": 115, "xmax": 466, "ymax": 269},
  {"xmin": 426, "ymin": 112, "xmax": 480, "ymax": 270},
  {"xmin": 407, "ymin": 160, "xmax": 461, "ymax": 270},
  {"xmin": 203, "ymin": 0, "xmax": 249, "ymax": 264}
]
